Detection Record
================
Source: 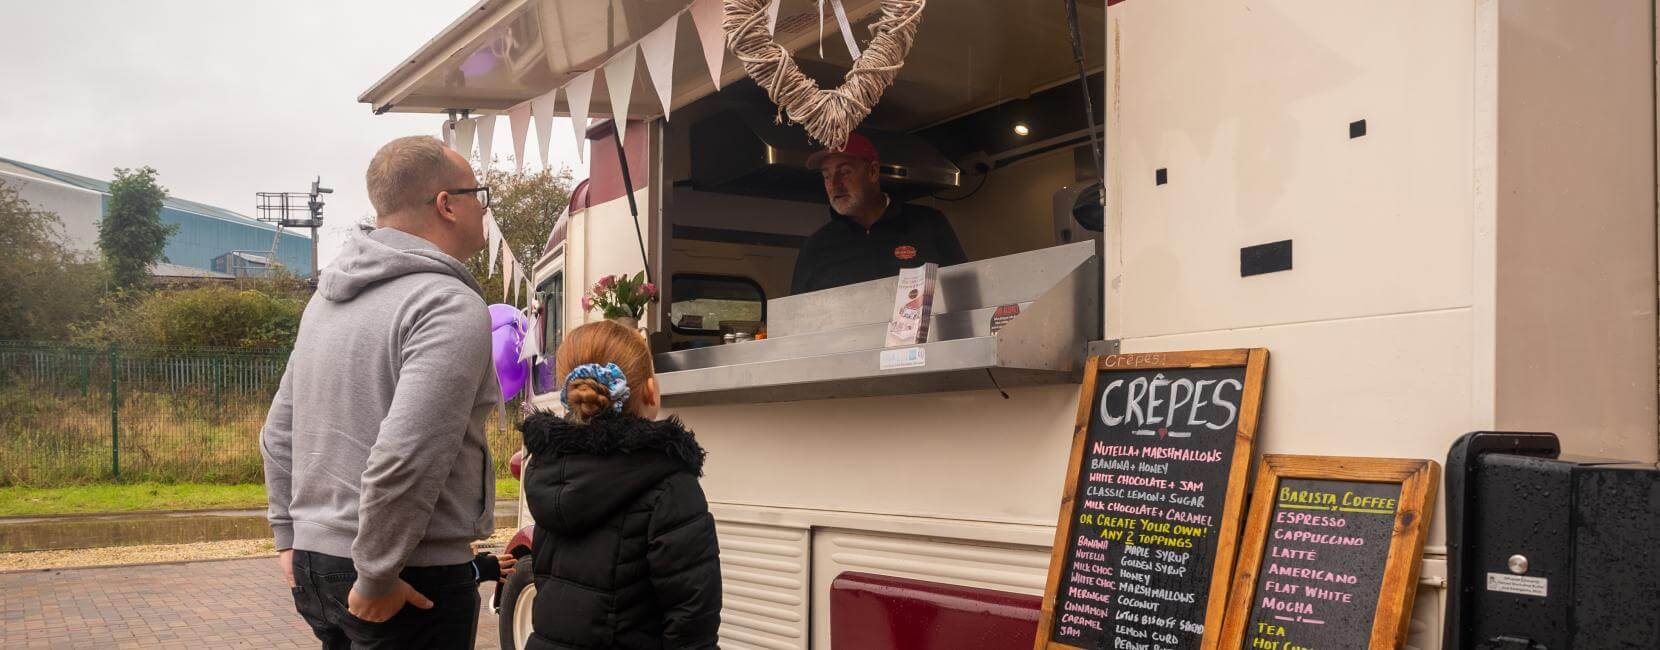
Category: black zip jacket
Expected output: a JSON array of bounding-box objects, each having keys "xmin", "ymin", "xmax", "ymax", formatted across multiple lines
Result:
[
  {"xmin": 790, "ymin": 200, "xmax": 968, "ymax": 295},
  {"xmin": 519, "ymin": 412, "xmax": 721, "ymax": 649}
]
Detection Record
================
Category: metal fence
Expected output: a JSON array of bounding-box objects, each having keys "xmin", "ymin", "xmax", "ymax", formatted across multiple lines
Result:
[{"xmin": 0, "ymin": 341, "xmax": 524, "ymax": 487}]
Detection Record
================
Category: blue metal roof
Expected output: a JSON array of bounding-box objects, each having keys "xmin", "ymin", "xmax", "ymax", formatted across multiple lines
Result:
[
  {"xmin": 0, "ymin": 156, "xmax": 303, "ymax": 236},
  {"xmin": 0, "ymin": 156, "xmax": 316, "ymax": 275}
]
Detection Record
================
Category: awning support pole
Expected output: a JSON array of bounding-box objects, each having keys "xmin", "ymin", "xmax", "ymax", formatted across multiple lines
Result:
[
  {"xmin": 1064, "ymin": 0, "xmax": 1105, "ymax": 201},
  {"xmin": 610, "ymin": 122, "xmax": 655, "ymax": 289}
]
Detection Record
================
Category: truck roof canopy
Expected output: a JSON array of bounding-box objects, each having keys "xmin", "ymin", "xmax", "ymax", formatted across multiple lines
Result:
[{"xmin": 359, "ymin": 0, "xmax": 1103, "ymax": 133}]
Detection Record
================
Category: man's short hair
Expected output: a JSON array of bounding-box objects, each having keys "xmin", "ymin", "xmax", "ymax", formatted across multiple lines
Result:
[{"xmin": 365, "ymin": 136, "xmax": 462, "ymax": 217}]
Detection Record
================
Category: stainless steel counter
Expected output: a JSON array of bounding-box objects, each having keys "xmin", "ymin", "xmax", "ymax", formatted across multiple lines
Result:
[{"xmin": 655, "ymin": 241, "xmax": 1100, "ymax": 406}]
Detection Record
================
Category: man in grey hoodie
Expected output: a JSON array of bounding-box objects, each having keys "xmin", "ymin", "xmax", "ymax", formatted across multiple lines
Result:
[{"xmin": 261, "ymin": 135, "xmax": 499, "ymax": 649}]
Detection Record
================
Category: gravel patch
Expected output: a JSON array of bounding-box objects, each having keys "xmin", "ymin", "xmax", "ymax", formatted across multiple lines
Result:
[{"xmin": 0, "ymin": 528, "xmax": 516, "ymax": 573}]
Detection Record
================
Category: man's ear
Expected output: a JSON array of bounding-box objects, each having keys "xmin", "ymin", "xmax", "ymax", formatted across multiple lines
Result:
[{"xmin": 433, "ymin": 191, "xmax": 459, "ymax": 224}]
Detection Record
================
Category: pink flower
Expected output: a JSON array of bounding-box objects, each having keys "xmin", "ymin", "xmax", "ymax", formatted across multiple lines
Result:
[
  {"xmin": 641, "ymin": 283, "xmax": 657, "ymax": 298},
  {"xmin": 597, "ymin": 275, "xmax": 615, "ymax": 289},
  {"xmin": 581, "ymin": 295, "xmax": 594, "ymax": 312}
]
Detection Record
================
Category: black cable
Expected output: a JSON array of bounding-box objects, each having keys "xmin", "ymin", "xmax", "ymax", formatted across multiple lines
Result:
[
  {"xmin": 986, "ymin": 368, "xmax": 1010, "ymax": 399},
  {"xmin": 931, "ymin": 165, "xmax": 992, "ymax": 202}
]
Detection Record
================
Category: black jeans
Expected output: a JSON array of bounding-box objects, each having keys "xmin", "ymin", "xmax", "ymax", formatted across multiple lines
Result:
[{"xmin": 290, "ymin": 549, "xmax": 480, "ymax": 650}]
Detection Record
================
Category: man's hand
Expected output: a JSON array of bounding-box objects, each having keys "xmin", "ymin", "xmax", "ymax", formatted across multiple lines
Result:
[
  {"xmin": 347, "ymin": 580, "xmax": 432, "ymax": 622},
  {"xmin": 278, "ymin": 549, "xmax": 295, "ymax": 587}
]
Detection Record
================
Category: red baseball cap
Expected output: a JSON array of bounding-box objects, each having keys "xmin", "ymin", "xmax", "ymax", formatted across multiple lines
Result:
[{"xmin": 806, "ymin": 133, "xmax": 879, "ymax": 170}]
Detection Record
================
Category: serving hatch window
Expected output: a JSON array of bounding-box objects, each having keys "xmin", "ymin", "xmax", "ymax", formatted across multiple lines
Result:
[{"xmin": 670, "ymin": 274, "xmax": 765, "ymax": 335}]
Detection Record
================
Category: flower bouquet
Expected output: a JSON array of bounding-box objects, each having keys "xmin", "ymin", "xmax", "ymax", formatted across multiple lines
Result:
[{"xmin": 581, "ymin": 271, "xmax": 656, "ymax": 329}]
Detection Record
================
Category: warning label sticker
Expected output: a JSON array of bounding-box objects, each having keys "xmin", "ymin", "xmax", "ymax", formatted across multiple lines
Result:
[
  {"xmin": 879, "ymin": 346, "xmax": 926, "ymax": 370},
  {"xmin": 1486, "ymin": 573, "xmax": 1548, "ymax": 598}
]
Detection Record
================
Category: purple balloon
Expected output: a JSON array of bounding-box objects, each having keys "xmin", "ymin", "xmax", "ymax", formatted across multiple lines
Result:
[
  {"xmin": 488, "ymin": 304, "xmax": 528, "ymax": 401},
  {"xmin": 488, "ymin": 303, "xmax": 521, "ymax": 330}
]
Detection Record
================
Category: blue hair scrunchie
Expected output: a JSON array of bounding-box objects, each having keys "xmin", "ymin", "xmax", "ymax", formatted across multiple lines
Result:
[{"xmin": 561, "ymin": 363, "xmax": 631, "ymax": 414}]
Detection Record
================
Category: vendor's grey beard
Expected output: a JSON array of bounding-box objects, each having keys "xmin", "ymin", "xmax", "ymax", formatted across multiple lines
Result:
[
  {"xmin": 830, "ymin": 195, "xmax": 856, "ymax": 214},
  {"xmin": 831, "ymin": 187, "xmax": 872, "ymax": 216}
]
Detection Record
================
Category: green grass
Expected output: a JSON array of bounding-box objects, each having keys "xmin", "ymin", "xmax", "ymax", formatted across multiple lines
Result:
[
  {"xmin": 496, "ymin": 477, "xmax": 520, "ymax": 501},
  {"xmin": 0, "ymin": 479, "xmax": 522, "ymax": 518},
  {"xmin": 0, "ymin": 377, "xmax": 526, "ymax": 488},
  {"xmin": 0, "ymin": 482, "xmax": 269, "ymax": 517}
]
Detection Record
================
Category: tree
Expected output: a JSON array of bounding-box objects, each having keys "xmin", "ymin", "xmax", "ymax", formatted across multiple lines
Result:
[
  {"xmin": 0, "ymin": 181, "xmax": 105, "ymax": 340},
  {"xmin": 100, "ymin": 166, "xmax": 177, "ymax": 289},
  {"xmin": 466, "ymin": 161, "xmax": 576, "ymax": 304}
]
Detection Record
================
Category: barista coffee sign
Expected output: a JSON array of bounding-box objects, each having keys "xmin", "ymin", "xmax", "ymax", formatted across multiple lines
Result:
[
  {"xmin": 1218, "ymin": 456, "xmax": 1439, "ymax": 649},
  {"xmin": 1036, "ymin": 349, "xmax": 1268, "ymax": 650}
]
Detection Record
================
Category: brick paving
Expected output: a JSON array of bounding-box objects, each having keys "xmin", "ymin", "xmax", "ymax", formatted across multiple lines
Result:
[{"xmin": 0, "ymin": 557, "xmax": 504, "ymax": 649}]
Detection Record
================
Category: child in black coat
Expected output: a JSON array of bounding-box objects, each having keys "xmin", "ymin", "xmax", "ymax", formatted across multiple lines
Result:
[{"xmin": 518, "ymin": 320, "xmax": 721, "ymax": 649}]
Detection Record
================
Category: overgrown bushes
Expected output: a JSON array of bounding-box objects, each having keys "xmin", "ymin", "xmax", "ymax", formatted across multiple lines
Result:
[
  {"xmin": 74, "ymin": 283, "xmax": 308, "ymax": 349},
  {"xmin": 0, "ymin": 182, "xmax": 105, "ymax": 341}
]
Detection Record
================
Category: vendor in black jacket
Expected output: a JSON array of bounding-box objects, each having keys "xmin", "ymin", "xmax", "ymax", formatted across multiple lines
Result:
[{"xmin": 790, "ymin": 133, "xmax": 968, "ymax": 295}]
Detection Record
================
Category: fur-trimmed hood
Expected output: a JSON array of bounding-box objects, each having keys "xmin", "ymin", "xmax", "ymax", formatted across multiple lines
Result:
[
  {"xmin": 518, "ymin": 412, "xmax": 708, "ymax": 534},
  {"xmin": 520, "ymin": 413, "xmax": 705, "ymax": 474}
]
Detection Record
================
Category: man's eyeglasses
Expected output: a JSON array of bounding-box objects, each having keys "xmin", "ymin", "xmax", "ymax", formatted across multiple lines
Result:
[{"xmin": 429, "ymin": 186, "xmax": 491, "ymax": 211}]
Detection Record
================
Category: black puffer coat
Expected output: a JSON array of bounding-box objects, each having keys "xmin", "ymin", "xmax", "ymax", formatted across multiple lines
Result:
[{"xmin": 519, "ymin": 412, "xmax": 721, "ymax": 649}]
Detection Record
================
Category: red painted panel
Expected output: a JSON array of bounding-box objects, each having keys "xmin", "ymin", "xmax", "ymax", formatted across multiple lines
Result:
[
  {"xmin": 507, "ymin": 525, "xmax": 534, "ymax": 557},
  {"xmin": 568, "ymin": 179, "xmax": 592, "ymax": 212},
  {"xmin": 830, "ymin": 571, "xmax": 1042, "ymax": 650},
  {"xmin": 584, "ymin": 120, "xmax": 650, "ymax": 208}
]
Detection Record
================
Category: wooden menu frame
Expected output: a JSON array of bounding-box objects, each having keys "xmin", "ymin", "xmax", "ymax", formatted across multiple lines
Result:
[
  {"xmin": 1034, "ymin": 348, "xmax": 1269, "ymax": 650},
  {"xmin": 1218, "ymin": 455, "xmax": 1440, "ymax": 649}
]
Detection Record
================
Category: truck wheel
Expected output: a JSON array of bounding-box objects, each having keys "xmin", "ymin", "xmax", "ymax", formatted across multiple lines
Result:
[{"xmin": 498, "ymin": 567, "xmax": 537, "ymax": 650}]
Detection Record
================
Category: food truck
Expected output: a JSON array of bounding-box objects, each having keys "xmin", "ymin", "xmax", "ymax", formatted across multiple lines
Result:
[{"xmin": 358, "ymin": 1, "xmax": 1659, "ymax": 647}]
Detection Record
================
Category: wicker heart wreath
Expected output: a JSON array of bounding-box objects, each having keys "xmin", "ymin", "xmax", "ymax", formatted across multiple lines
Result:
[{"xmin": 723, "ymin": 0, "xmax": 926, "ymax": 151}]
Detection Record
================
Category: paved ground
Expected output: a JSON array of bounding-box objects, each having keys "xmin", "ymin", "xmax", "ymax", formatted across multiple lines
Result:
[{"xmin": 0, "ymin": 557, "xmax": 506, "ymax": 649}]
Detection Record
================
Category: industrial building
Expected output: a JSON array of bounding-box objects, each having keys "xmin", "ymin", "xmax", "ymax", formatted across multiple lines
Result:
[{"xmin": 0, "ymin": 156, "xmax": 313, "ymax": 278}]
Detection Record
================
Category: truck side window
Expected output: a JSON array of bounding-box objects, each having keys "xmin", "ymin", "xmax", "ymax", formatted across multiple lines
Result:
[
  {"xmin": 531, "ymin": 271, "xmax": 564, "ymax": 395},
  {"xmin": 670, "ymin": 274, "xmax": 766, "ymax": 336}
]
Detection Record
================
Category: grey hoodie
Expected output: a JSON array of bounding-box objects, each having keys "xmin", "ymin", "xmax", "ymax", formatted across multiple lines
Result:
[{"xmin": 261, "ymin": 226, "xmax": 498, "ymax": 598}]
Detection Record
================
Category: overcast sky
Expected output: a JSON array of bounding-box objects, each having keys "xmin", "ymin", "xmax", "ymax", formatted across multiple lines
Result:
[{"xmin": 2, "ymin": 1, "xmax": 587, "ymax": 268}]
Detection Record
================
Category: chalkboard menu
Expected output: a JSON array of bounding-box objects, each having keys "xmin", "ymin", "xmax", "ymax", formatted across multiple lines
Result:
[
  {"xmin": 1036, "ymin": 349, "xmax": 1268, "ymax": 650},
  {"xmin": 1220, "ymin": 456, "xmax": 1440, "ymax": 649}
]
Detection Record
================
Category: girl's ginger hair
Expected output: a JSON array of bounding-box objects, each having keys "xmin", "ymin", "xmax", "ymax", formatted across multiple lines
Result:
[{"xmin": 556, "ymin": 320, "xmax": 653, "ymax": 422}]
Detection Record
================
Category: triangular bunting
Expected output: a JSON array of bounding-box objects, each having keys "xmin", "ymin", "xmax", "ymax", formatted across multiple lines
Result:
[
  {"xmin": 531, "ymin": 89, "xmax": 558, "ymax": 169},
  {"xmin": 603, "ymin": 47, "xmax": 639, "ymax": 143},
  {"xmin": 688, "ymin": 0, "xmax": 726, "ymax": 88},
  {"xmin": 507, "ymin": 103, "xmax": 532, "ymax": 172},
  {"xmin": 476, "ymin": 113, "xmax": 497, "ymax": 167},
  {"xmin": 441, "ymin": 119, "xmax": 454, "ymax": 149},
  {"xmin": 487, "ymin": 220, "xmax": 502, "ymax": 276},
  {"xmin": 767, "ymin": 0, "xmax": 781, "ymax": 34},
  {"xmin": 455, "ymin": 118, "xmax": 478, "ymax": 158},
  {"xmin": 501, "ymin": 251, "xmax": 515, "ymax": 302},
  {"xmin": 639, "ymin": 16, "xmax": 680, "ymax": 121},
  {"xmin": 518, "ymin": 311, "xmax": 541, "ymax": 363},
  {"xmin": 565, "ymin": 71, "xmax": 595, "ymax": 163}
]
